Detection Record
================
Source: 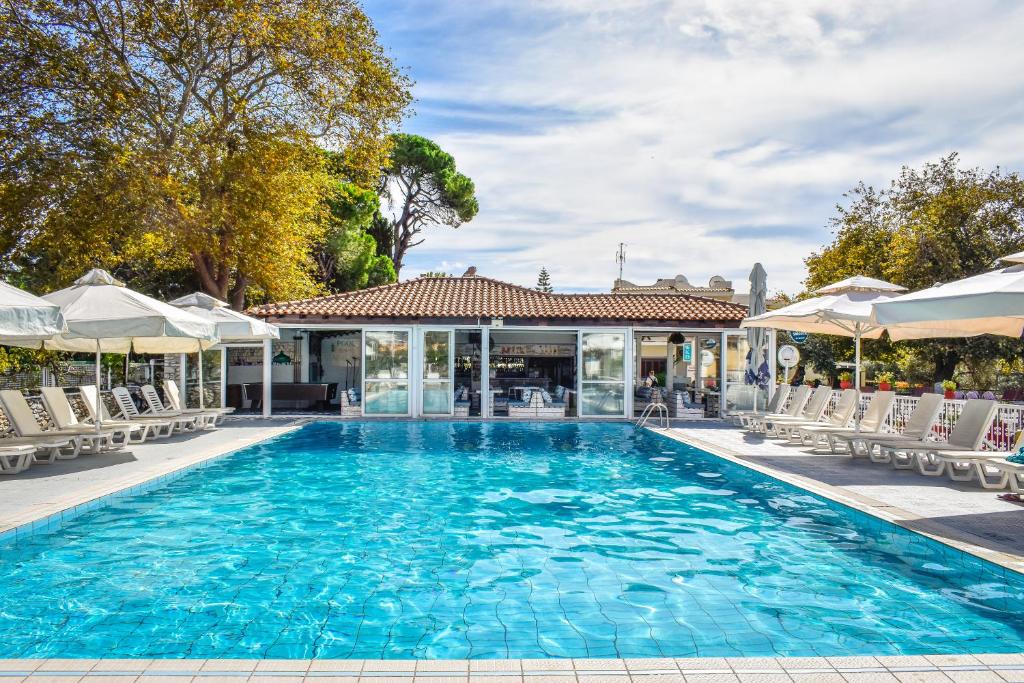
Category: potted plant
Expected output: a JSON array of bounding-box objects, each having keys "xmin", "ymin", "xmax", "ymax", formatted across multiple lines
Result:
[
  {"xmin": 895, "ymin": 380, "xmax": 911, "ymax": 395},
  {"xmin": 838, "ymin": 371, "xmax": 853, "ymax": 390},
  {"xmin": 877, "ymin": 372, "xmax": 894, "ymax": 391},
  {"xmin": 942, "ymin": 379, "xmax": 957, "ymax": 399}
]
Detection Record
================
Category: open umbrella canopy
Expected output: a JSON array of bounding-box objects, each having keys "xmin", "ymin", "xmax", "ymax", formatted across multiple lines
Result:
[
  {"xmin": 0, "ymin": 280, "xmax": 66, "ymax": 344},
  {"xmin": 168, "ymin": 292, "xmax": 279, "ymax": 342},
  {"xmin": 742, "ymin": 276, "xmax": 908, "ymax": 427},
  {"xmin": 741, "ymin": 276, "xmax": 907, "ymax": 339},
  {"xmin": 41, "ymin": 269, "xmax": 218, "ymax": 353},
  {"xmin": 871, "ymin": 252, "xmax": 1024, "ymax": 340}
]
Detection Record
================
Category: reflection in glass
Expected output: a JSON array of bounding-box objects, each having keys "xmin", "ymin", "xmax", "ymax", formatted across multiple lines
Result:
[
  {"xmin": 422, "ymin": 381, "xmax": 452, "ymax": 415},
  {"xmin": 365, "ymin": 331, "xmax": 409, "ymax": 379},
  {"xmin": 582, "ymin": 333, "xmax": 625, "ymax": 381},
  {"xmin": 364, "ymin": 381, "xmax": 409, "ymax": 415},
  {"xmin": 582, "ymin": 383, "xmax": 625, "ymax": 415},
  {"xmin": 423, "ymin": 331, "xmax": 450, "ymax": 379},
  {"xmin": 364, "ymin": 330, "xmax": 410, "ymax": 414},
  {"xmin": 581, "ymin": 333, "xmax": 626, "ymax": 416}
]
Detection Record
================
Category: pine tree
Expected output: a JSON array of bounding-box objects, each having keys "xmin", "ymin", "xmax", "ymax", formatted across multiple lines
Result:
[{"xmin": 536, "ymin": 267, "xmax": 553, "ymax": 293}]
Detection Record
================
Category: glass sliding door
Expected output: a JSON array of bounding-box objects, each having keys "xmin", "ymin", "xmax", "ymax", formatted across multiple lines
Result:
[
  {"xmin": 363, "ymin": 330, "xmax": 410, "ymax": 415},
  {"xmin": 725, "ymin": 332, "xmax": 763, "ymax": 414},
  {"xmin": 580, "ymin": 331, "xmax": 626, "ymax": 417},
  {"xmin": 421, "ymin": 329, "xmax": 453, "ymax": 416}
]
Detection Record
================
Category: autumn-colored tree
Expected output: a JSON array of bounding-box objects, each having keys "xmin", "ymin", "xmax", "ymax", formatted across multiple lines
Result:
[
  {"xmin": 0, "ymin": 0, "xmax": 410, "ymax": 307},
  {"xmin": 804, "ymin": 154, "xmax": 1024, "ymax": 382},
  {"xmin": 374, "ymin": 134, "xmax": 479, "ymax": 275}
]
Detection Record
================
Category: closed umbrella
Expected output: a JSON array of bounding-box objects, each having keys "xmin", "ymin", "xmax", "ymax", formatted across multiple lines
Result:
[
  {"xmin": 41, "ymin": 269, "xmax": 218, "ymax": 429},
  {"xmin": 744, "ymin": 263, "xmax": 769, "ymax": 410},
  {"xmin": 872, "ymin": 252, "xmax": 1024, "ymax": 339},
  {"xmin": 0, "ymin": 280, "xmax": 66, "ymax": 345},
  {"xmin": 168, "ymin": 292, "xmax": 279, "ymax": 408},
  {"xmin": 742, "ymin": 276, "xmax": 908, "ymax": 429}
]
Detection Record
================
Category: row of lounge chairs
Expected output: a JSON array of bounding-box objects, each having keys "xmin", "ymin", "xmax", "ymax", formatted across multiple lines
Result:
[
  {"xmin": 0, "ymin": 381, "xmax": 230, "ymax": 475},
  {"xmin": 737, "ymin": 386, "xmax": 1024, "ymax": 492}
]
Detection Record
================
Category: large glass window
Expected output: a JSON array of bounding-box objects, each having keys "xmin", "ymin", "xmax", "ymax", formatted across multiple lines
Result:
[
  {"xmin": 581, "ymin": 332, "xmax": 626, "ymax": 416},
  {"xmin": 422, "ymin": 330, "xmax": 452, "ymax": 415},
  {"xmin": 364, "ymin": 330, "xmax": 410, "ymax": 415}
]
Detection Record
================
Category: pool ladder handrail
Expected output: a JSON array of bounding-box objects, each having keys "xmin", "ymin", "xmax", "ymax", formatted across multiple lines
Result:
[{"xmin": 636, "ymin": 402, "xmax": 669, "ymax": 429}]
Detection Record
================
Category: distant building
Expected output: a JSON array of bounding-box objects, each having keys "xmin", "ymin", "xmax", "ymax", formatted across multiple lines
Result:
[{"xmin": 613, "ymin": 274, "xmax": 749, "ymax": 306}]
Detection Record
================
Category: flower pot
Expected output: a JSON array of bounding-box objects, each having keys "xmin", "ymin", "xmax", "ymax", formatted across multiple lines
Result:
[
  {"xmin": 839, "ymin": 381, "xmax": 852, "ymax": 389},
  {"xmin": 878, "ymin": 382, "xmax": 891, "ymax": 391},
  {"xmin": 944, "ymin": 390, "xmax": 955, "ymax": 399}
]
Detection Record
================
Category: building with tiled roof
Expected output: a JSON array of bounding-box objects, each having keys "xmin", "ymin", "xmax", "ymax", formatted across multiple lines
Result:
[
  {"xmin": 251, "ymin": 275, "xmax": 747, "ymax": 326},
  {"xmin": 236, "ymin": 270, "xmax": 770, "ymax": 421}
]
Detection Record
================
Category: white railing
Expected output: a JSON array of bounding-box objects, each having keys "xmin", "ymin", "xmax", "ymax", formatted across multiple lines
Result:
[{"xmin": 783, "ymin": 389, "xmax": 1024, "ymax": 451}]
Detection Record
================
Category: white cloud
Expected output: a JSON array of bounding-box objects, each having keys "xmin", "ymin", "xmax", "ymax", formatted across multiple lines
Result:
[{"xmin": 384, "ymin": 0, "xmax": 1024, "ymax": 295}]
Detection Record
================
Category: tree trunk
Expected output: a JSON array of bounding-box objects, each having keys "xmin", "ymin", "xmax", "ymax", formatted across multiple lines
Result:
[
  {"xmin": 933, "ymin": 348, "xmax": 960, "ymax": 382},
  {"xmin": 229, "ymin": 275, "xmax": 248, "ymax": 311}
]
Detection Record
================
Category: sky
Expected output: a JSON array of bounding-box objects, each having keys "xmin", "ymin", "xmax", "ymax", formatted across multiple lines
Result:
[{"xmin": 362, "ymin": 0, "xmax": 1024, "ymax": 296}]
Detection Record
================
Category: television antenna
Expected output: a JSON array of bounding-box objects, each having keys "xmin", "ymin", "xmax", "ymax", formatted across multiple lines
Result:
[{"xmin": 615, "ymin": 243, "xmax": 626, "ymax": 281}]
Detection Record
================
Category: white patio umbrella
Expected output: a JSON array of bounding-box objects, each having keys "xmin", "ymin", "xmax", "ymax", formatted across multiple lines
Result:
[
  {"xmin": 41, "ymin": 269, "xmax": 218, "ymax": 429},
  {"xmin": 168, "ymin": 292, "xmax": 280, "ymax": 408},
  {"xmin": 0, "ymin": 280, "xmax": 66, "ymax": 345},
  {"xmin": 745, "ymin": 263, "xmax": 769, "ymax": 411},
  {"xmin": 741, "ymin": 275, "xmax": 908, "ymax": 429},
  {"xmin": 872, "ymin": 251, "xmax": 1024, "ymax": 340}
]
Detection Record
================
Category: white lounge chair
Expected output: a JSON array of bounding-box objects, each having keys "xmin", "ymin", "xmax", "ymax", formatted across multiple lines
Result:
[
  {"xmin": 0, "ymin": 443, "xmax": 35, "ymax": 474},
  {"xmin": 776, "ymin": 389, "xmax": 858, "ymax": 441},
  {"xmin": 140, "ymin": 384, "xmax": 215, "ymax": 429},
  {"xmin": 880, "ymin": 399, "xmax": 998, "ymax": 475},
  {"xmin": 834, "ymin": 392, "xmax": 945, "ymax": 461},
  {"xmin": 797, "ymin": 391, "xmax": 895, "ymax": 452},
  {"xmin": 0, "ymin": 390, "xmax": 86, "ymax": 459},
  {"xmin": 733, "ymin": 384, "xmax": 791, "ymax": 428},
  {"xmin": 39, "ymin": 386, "xmax": 133, "ymax": 448},
  {"xmin": 918, "ymin": 429, "xmax": 1024, "ymax": 490},
  {"xmin": 988, "ymin": 458, "xmax": 1024, "ymax": 493},
  {"xmin": 79, "ymin": 385, "xmax": 172, "ymax": 441},
  {"xmin": 112, "ymin": 387, "xmax": 195, "ymax": 433},
  {"xmin": 164, "ymin": 379, "xmax": 233, "ymax": 425},
  {"xmin": 761, "ymin": 386, "xmax": 833, "ymax": 437},
  {"xmin": 746, "ymin": 385, "xmax": 811, "ymax": 433}
]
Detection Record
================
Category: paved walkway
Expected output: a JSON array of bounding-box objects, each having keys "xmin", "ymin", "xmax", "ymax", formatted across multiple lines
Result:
[
  {"xmin": 2, "ymin": 653, "xmax": 1024, "ymax": 682},
  {"xmin": 662, "ymin": 421, "xmax": 1024, "ymax": 568},
  {"xmin": 0, "ymin": 417, "xmax": 304, "ymax": 536}
]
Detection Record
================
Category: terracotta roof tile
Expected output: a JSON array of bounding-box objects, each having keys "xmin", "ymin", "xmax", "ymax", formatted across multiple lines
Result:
[{"xmin": 249, "ymin": 276, "xmax": 747, "ymax": 323}]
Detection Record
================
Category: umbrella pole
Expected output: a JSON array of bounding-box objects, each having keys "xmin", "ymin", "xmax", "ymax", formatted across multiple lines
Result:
[
  {"xmin": 95, "ymin": 341, "xmax": 102, "ymax": 433},
  {"xmin": 197, "ymin": 340, "xmax": 205, "ymax": 410},
  {"xmin": 854, "ymin": 328, "xmax": 862, "ymax": 432}
]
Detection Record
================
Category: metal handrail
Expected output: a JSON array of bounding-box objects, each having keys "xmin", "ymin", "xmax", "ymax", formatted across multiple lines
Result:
[{"xmin": 636, "ymin": 402, "xmax": 668, "ymax": 429}]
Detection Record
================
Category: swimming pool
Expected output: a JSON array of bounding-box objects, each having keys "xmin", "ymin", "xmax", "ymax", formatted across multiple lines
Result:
[{"xmin": 1, "ymin": 421, "xmax": 1023, "ymax": 659}]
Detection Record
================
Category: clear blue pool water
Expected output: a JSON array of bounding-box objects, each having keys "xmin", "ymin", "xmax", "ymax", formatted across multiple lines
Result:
[{"xmin": 2, "ymin": 421, "xmax": 1024, "ymax": 659}]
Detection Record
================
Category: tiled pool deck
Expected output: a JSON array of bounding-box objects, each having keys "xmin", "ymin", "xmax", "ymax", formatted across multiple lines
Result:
[
  {"xmin": 1, "ymin": 417, "xmax": 1023, "ymax": 676},
  {"xmin": 3, "ymin": 654, "xmax": 1024, "ymax": 682}
]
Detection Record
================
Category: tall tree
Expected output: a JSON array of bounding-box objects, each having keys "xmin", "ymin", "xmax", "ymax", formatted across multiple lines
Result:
[
  {"xmin": 376, "ymin": 134, "xmax": 479, "ymax": 275},
  {"xmin": 313, "ymin": 169, "xmax": 396, "ymax": 292},
  {"xmin": 805, "ymin": 154, "xmax": 1024, "ymax": 381},
  {"xmin": 536, "ymin": 267, "xmax": 553, "ymax": 292},
  {"xmin": 0, "ymin": 0, "xmax": 410, "ymax": 307}
]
